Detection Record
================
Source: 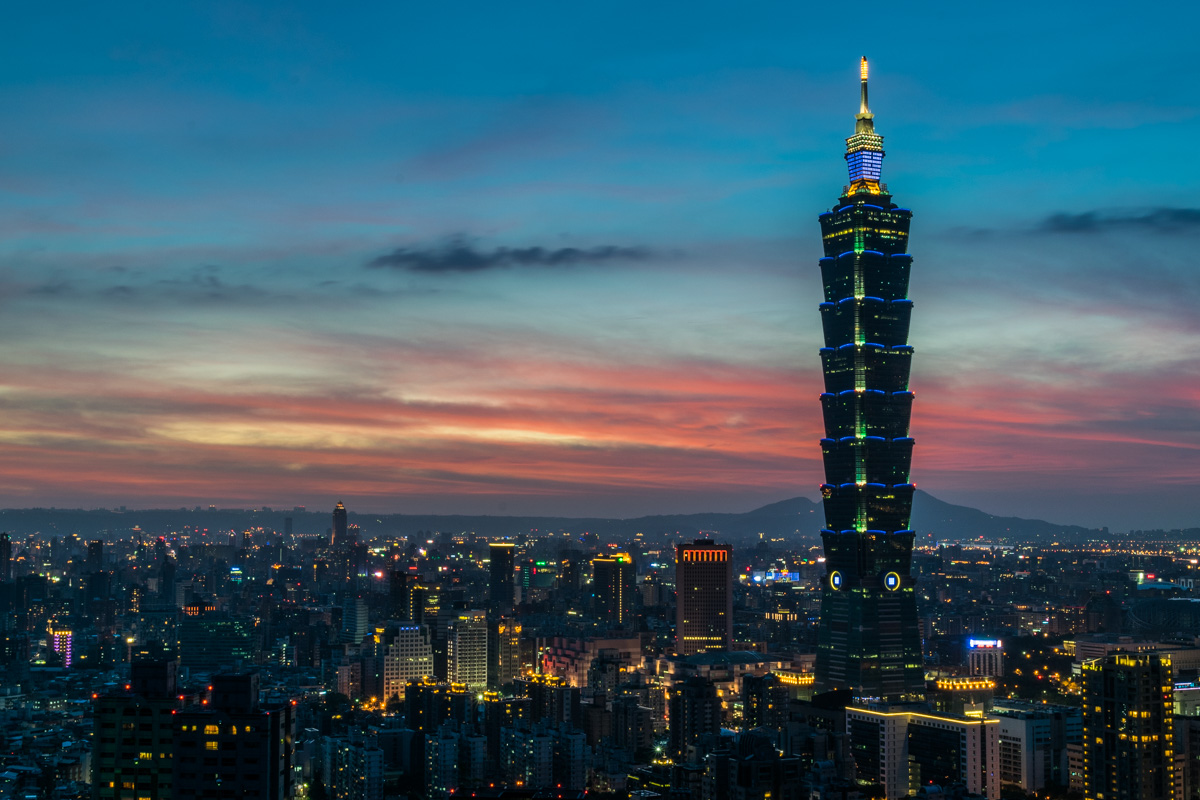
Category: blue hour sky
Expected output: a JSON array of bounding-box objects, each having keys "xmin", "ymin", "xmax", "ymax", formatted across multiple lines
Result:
[{"xmin": 0, "ymin": 2, "xmax": 1197, "ymax": 531}]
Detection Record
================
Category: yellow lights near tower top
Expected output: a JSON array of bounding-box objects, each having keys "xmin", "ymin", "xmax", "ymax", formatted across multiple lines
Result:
[{"xmin": 860, "ymin": 57, "xmax": 868, "ymax": 81}]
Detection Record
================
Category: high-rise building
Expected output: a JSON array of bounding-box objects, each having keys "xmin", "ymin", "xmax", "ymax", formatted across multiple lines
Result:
[
  {"xmin": 592, "ymin": 553, "xmax": 635, "ymax": 627},
  {"xmin": 847, "ymin": 706, "xmax": 1000, "ymax": 800},
  {"xmin": 988, "ymin": 700, "xmax": 1081, "ymax": 794},
  {"xmin": 667, "ymin": 676, "xmax": 721, "ymax": 760},
  {"xmin": 489, "ymin": 543, "xmax": 516, "ymax": 606},
  {"xmin": 488, "ymin": 616, "xmax": 522, "ymax": 688},
  {"xmin": 92, "ymin": 660, "xmax": 181, "ymax": 800},
  {"xmin": 331, "ymin": 501, "xmax": 348, "ymax": 546},
  {"xmin": 323, "ymin": 737, "xmax": 384, "ymax": 800},
  {"xmin": 447, "ymin": 610, "xmax": 488, "ymax": 690},
  {"xmin": 1081, "ymin": 652, "xmax": 1174, "ymax": 800},
  {"xmin": 388, "ymin": 570, "xmax": 415, "ymax": 621},
  {"xmin": 0, "ymin": 532, "xmax": 10, "ymax": 581},
  {"xmin": 813, "ymin": 58, "xmax": 924, "ymax": 701},
  {"xmin": 173, "ymin": 673, "xmax": 295, "ymax": 800},
  {"xmin": 674, "ymin": 540, "xmax": 732, "ymax": 656},
  {"xmin": 341, "ymin": 597, "xmax": 369, "ymax": 644},
  {"xmin": 177, "ymin": 606, "xmax": 252, "ymax": 672},
  {"xmin": 87, "ymin": 540, "xmax": 105, "ymax": 573},
  {"xmin": 379, "ymin": 623, "xmax": 434, "ymax": 702},
  {"xmin": 49, "ymin": 623, "xmax": 74, "ymax": 668}
]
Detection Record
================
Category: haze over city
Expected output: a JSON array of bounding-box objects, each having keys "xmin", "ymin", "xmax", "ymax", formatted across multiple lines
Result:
[{"xmin": 1, "ymin": 3, "xmax": 1197, "ymax": 531}]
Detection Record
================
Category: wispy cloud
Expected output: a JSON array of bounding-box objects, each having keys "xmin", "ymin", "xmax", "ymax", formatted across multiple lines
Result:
[
  {"xmin": 367, "ymin": 236, "xmax": 656, "ymax": 273},
  {"xmin": 1039, "ymin": 207, "xmax": 1200, "ymax": 233}
]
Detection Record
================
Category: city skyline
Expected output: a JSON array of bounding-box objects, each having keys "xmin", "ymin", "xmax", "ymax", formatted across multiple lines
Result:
[{"xmin": 1, "ymin": 4, "xmax": 1198, "ymax": 531}]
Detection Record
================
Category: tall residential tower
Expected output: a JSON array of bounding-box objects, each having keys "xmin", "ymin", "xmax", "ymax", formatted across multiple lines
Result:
[{"xmin": 813, "ymin": 58, "xmax": 923, "ymax": 701}]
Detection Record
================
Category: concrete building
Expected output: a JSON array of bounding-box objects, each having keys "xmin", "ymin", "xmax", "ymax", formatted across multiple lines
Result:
[
  {"xmin": 846, "ymin": 706, "xmax": 1000, "ymax": 800},
  {"xmin": 379, "ymin": 623, "xmax": 433, "ymax": 702},
  {"xmin": 988, "ymin": 700, "xmax": 1081, "ymax": 793},
  {"xmin": 323, "ymin": 737, "xmax": 383, "ymax": 800},
  {"xmin": 446, "ymin": 610, "xmax": 488, "ymax": 690}
]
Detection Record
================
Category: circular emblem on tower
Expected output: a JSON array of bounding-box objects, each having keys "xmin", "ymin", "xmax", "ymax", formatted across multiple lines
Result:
[
  {"xmin": 830, "ymin": 571, "xmax": 843, "ymax": 590},
  {"xmin": 883, "ymin": 571, "xmax": 901, "ymax": 591}
]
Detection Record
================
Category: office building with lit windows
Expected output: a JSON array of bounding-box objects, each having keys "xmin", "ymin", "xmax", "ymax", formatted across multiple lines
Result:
[
  {"xmin": 1081, "ymin": 652, "xmax": 1174, "ymax": 800},
  {"xmin": 592, "ymin": 552, "xmax": 635, "ymax": 627},
  {"xmin": 813, "ymin": 58, "xmax": 923, "ymax": 701},
  {"xmin": 674, "ymin": 540, "xmax": 732, "ymax": 656},
  {"xmin": 446, "ymin": 609, "xmax": 488, "ymax": 690}
]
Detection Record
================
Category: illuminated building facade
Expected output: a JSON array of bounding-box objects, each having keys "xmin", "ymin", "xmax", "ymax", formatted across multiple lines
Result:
[
  {"xmin": 674, "ymin": 540, "xmax": 733, "ymax": 656},
  {"xmin": 331, "ymin": 501, "xmax": 348, "ymax": 546},
  {"xmin": 592, "ymin": 552, "xmax": 635, "ymax": 627},
  {"xmin": 967, "ymin": 637, "xmax": 1005, "ymax": 677},
  {"xmin": 446, "ymin": 609, "xmax": 488, "ymax": 690},
  {"xmin": 1081, "ymin": 652, "xmax": 1174, "ymax": 800},
  {"xmin": 814, "ymin": 58, "xmax": 923, "ymax": 701},
  {"xmin": 50, "ymin": 624, "xmax": 73, "ymax": 668},
  {"xmin": 847, "ymin": 706, "xmax": 1000, "ymax": 800}
]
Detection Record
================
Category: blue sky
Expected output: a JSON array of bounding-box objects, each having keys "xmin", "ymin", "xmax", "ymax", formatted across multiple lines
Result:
[{"xmin": 0, "ymin": 2, "xmax": 1197, "ymax": 530}]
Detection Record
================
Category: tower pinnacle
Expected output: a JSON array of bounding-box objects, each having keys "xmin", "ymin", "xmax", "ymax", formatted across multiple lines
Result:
[{"xmin": 859, "ymin": 56, "xmax": 870, "ymax": 115}]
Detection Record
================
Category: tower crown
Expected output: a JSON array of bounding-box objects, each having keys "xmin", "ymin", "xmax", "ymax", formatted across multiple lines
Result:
[{"xmin": 846, "ymin": 56, "xmax": 884, "ymax": 193}]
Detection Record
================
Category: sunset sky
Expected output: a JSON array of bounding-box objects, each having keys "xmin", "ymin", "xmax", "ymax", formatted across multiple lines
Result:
[{"xmin": 1, "ymin": 3, "xmax": 1197, "ymax": 530}]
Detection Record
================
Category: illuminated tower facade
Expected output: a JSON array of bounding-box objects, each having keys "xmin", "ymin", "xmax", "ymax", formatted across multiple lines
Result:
[
  {"xmin": 331, "ymin": 501, "xmax": 348, "ymax": 546},
  {"xmin": 675, "ymin": 541, "xmax": 732, "ymax": 656},
  {"xmin": 813, "ymin": 58, "xmax": 923, "ymax": 701},
  {"xmin": 592, "ymin": 553, "xmax": 635, "ymax": 627}
]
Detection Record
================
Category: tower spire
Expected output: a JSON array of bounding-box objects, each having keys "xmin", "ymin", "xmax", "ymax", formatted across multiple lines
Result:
[
  {"xmin": 845, "ymin": 57, "xmax": 884, "ymax": 193},
  {"xmin": 860, "ymin": 56, "xmax": 869, "ymax": 115}
]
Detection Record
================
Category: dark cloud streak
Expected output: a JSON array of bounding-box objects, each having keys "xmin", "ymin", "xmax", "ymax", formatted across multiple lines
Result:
[
  {"xmin": 367, "ymin": 236, "xmax": 655, "ymax": 273},
  {"xmin": 1040, "ymin": 207, "xmax": 1200, "ymax": 233}
]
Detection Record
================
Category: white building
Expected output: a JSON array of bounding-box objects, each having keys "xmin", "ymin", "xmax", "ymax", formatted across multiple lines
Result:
[
  {"xmin": 847, "ymin": 706, "xmax": 1000, "ymax": 800},
  {"xmin": 381, "ymin": 624, "xmax": 433, "ymax": 702},
  {"xmin": 988, "ymin": 700, "xmax": 1081, "ymax": 793},
  {"xmin": 447, "ymin": 610, "xmax": 488, "ymax": 690}
]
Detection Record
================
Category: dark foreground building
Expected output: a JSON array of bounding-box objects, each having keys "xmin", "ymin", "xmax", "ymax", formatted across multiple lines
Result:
[
  {"xmin": 813, "ymin": 58, "xmax": 923, "ymax": 701},
  {"xmin": 173, "ymin": 672, "xmax": 295, "ymax": 800},
  {"xmin": 1081, "ymin": 652, "xmax": 1174, "ymax": 800}
]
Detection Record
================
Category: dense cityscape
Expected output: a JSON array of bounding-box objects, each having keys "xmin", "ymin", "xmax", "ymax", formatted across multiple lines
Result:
[{"xmin": 0, "ymin": 56, "xmax": 1196, "ymax": 800}]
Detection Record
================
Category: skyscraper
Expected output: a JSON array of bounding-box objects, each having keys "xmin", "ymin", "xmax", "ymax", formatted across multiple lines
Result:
[
  {"xmin": 173, "ymin": 673, "xmax": 295, "ymax": 800},
  {"xmin": 447, "ymin": 609, "xmax": 488, "ymax": 690},
  {"xmin": 331, "ymin": 501, "xmax": 348, "ymax": 546},
  {"xmin": 489, "ymin": 542, "xmax": 516, "ymax": 606},
  {"xmin": 92, "ymin": 660, "xmax": 181, "ymax": 800},
  {"xmin": 591, "ymin": 552, "xmax": 635, "ymax": 627},
  {"xmin": 1081, "ymin": 652, "xmax": 1174, "ymax": 800},
  {"xmin": 0, "ymin": 532, "xmax": 10, "ymax": 581},
  {"xmin": 674, "ymin": 540, "xmax": 732, "ymax": 656},
  {"xmin": 813, "ymin": 58, "xmax": 924, "ymax": 701}
]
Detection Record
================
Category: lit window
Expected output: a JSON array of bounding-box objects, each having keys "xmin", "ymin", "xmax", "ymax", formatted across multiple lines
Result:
[
  {"xmin": 204, "ymin": 725, "xmax": 220, "ymax": 735},
  {"xmin": 206, "ymin": 742, "xmax": 219, "ymax": 751}
]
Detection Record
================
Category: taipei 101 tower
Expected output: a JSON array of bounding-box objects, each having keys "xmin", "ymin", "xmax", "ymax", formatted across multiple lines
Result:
[{"xmin": 813, "ymin": 58, "xmax": 924, "ymax": 701}]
